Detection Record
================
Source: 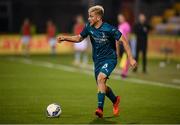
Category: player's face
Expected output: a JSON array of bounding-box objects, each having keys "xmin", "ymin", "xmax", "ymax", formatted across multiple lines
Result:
[
  {"xmin": 139, "ymin": 14, "xmax": 146, "ymax": 23},
  {"xmin": 76, "ymin": 15, "xmax": 83, "ymax": 24},
  {"xmin": 118, "ymin": 15, "xmax": 125, "ymax": 24},
  {"xmin": 88, "ymin": 12, "xmax": 100, "ymax": 26}
]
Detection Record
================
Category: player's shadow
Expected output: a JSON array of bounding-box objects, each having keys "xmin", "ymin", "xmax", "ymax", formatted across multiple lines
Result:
[{"xmin": 89, "ymin": 116, "xmax": 118, "ymax": 124}]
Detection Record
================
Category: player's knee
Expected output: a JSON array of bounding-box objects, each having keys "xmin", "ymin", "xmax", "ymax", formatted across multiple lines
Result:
[
  {"xmin": 97, "ymin": 73, "xmax": 106, "ymax": 84},
  {"xmin": 105, "ymin": 86, "xmax": 110, "ymax": 92}
]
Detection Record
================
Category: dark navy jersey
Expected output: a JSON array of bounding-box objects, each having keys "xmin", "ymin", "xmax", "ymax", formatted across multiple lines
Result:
[{"xmin": 80, "ymin": 22, "xmax": 122, "ymax": 62}]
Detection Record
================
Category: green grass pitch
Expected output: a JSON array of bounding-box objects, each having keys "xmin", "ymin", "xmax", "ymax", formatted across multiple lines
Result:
[{"xmin": 0, "ymin": 55, "xmax": 180, "ymax": 124}]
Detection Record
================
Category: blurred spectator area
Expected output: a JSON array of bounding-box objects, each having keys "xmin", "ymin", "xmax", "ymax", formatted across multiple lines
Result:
[
  {"xmin": 0, "ymin": 0, "xmax": 180, "ymax": 59},
  {"xmin": 0, "ymin": 0, "xmax": 179, "ymax": 34},
  {"xmin": 0, "ymin": 0, "xmax": 88, "ymax": 33},
  {"xmin": 151, "ymin": 2, "xmax": 180, "ymax": 35}
]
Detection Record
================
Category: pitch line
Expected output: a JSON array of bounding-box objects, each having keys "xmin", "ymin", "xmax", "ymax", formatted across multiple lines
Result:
[{"xmin": 8, "ymin": 57, "xmax": 180, "ymax": 90}]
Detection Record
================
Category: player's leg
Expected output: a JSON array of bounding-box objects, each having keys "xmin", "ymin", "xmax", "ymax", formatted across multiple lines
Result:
[
  {"xmin": 52, "ymin": 38, "xmax": 56, "ymax": 55},
  {"xmin": 50, "ymin": 38, "xmax": 56, "ymax": 55},
  {"xmin": 105, "ymin": 86, "xmax": 117, "ymax": 103},
  {"xmin": 21, "ymin": 36, "xmax": 28, "ymax": 56},
  {"xmin": 133, "ymin": 43, "xmax": 140, "ymax": 72},
  {"xmin": 74, "ymin": 51, "xmax": 81, "ymax": 65},
  {"xmin": 142, "ymin": 44, "xmax": 147, "ymax": 73},
  {"xmin": 95, "ymin": 72, "xmax": 107, "ymax": 118},
  {"xmin": 82, "ymin": 51, "xmax": 88, "ymax": 67},
  {"xmin": 119, "ymin": 43, "xmax": 124, "ymax": 58},
  {"xmin": 101, "ymin": 60, "xmax": 120, "ymax": 116},
  {"xmin": 52, "ymin": 45, "xmax": 56, "ymax": 55},
  {"xmin": 81, "ymin": 38, "xmax": 88, "ymax": 67},
  {"xmin": 97, "ymin": 72, "xmax": 107, "ymax": 93},
  {"xmin": 24, "ymin": 36, "xmax": 30, "ymax": 56},
  {"xmin": 121, "ymin": 54, "xmax": 129, "ymax": 78},
  {"xmin": 95, "ymin": 60, "xmax": 120, "ymax": 117},
  {"xmin": 105, "ymin": 84, "xmax": 120, "ymax": 116},
  {"xmin": 99, "ymin": 78, "xmax": 117, "ymax": 106}
]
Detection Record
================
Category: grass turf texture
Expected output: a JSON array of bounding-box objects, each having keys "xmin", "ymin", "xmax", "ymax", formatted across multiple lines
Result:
[{"xmin": 0, "ymin": 55, "xmax": 180, "ymax": 124}]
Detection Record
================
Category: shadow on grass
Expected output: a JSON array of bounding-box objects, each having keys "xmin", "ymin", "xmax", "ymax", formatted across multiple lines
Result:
[{"xmin": 89, "ymin": 115, "xmax": 118, "ymax": 124}]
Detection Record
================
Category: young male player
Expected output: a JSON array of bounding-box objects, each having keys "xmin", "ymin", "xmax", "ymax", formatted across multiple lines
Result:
[{"xmin": 57, "ymin": 5, "xmax": 137, "ymax": 118}]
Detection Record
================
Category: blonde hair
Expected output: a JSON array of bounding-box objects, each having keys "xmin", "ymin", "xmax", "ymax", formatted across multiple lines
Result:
[{"xmin": 88, "ymin": 5, "xmax": 104, "ymax": 17}]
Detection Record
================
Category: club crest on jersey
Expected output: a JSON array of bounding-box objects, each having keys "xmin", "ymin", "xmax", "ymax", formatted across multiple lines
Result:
[
  {"xmin": 102, "ymin": 63, "xmax": 108, "ymax": 69},
  {"xmin": 91, "ymin": 32, "xmax": 109, "ymax": 44},
  {"xmin": 90, "ymin": 31, "xmax": 94, "ymax": 34},
  {"xmin": 102, "ymin": 32, "xmax": 106, "ymax": 39}
]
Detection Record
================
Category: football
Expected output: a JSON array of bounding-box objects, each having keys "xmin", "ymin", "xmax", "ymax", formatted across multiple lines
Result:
[{"xmin": 46, "ymin": 103, "xmax": 62, "ymax": 117}]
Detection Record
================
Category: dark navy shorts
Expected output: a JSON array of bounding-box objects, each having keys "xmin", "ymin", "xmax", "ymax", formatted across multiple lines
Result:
[{"xmin": 94, "ymin": 59, "xmax": 117, "ymax": 81}]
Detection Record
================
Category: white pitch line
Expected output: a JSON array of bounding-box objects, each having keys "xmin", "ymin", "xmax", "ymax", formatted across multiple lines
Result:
[
  {"xmin": 112, "ymin": 76, "xmax": 180, "ymax": 89},
  {"xmin": 172, "ymin": 79, "xmax": 180, "ymax": 84},
  {"xmin": 8, "ymin": 57, "xmax": 180, "ymax": 90},
  {"xmin": 19, "ymin": 58, "xmax": 77, "ymax": 72}
]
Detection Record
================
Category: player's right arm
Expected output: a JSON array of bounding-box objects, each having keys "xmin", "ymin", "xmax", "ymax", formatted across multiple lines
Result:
[
  {"xmin": 57, "ymin": 24, "xmax": 89, "ymax": 43},
  {"xmin": 111, "ymin": 26, "xmax": 137, "ymax": 69},
  {"xmin": 57, "ymin": 23, "xmax": 89, "ymax": 43},
  {"xmin": 57, "ymin": 34, "xmax": 83, "ymax": 43},
  {"xmin": 119, "ymin": 35, "xmax": 137, "ymax": 69}
]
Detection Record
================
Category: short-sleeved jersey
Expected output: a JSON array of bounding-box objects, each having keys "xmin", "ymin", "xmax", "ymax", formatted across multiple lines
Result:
[{"xmin": 80, "ymin": 22, "xmax": 122, "ymax": 62}]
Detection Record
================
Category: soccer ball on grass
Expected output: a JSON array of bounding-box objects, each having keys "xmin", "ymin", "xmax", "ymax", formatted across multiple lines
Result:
[{"xmin": 46, "ymin": 103, "xmax": 62, "ymax": 117}]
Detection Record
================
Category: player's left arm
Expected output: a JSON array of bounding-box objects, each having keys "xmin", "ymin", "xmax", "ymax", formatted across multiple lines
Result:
[{"xmin": 118, "ymin": 35, "xmax": 137, "ymax": 68}]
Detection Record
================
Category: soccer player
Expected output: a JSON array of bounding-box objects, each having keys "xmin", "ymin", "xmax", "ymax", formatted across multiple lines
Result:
[
  {"xmin": 117, "ymin": 14, "xmax": 131, "ymax": 78},
  {"xmin": 73, "ymin": 15, "xmax": 89, "ymax": 67},
  {"xmin": 57, "ymin": 5, "xmax": 137, "ymax": 118},
  {"xmin": 46, "ymin": 20, "xmax": 57, "ymax": 55},
  {"xmin": 133, "ymin": 13, "xmax": 150, "ymax": 73},
  {"xmin": 21, "ymin": 18, "xmax": 31, "ymax": 56}
]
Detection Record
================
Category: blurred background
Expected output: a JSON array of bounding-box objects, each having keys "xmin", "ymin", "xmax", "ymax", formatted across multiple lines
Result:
[
  {"xmin": 0, "ymin": 0, "xmax": 179, "ymax": 58},
  {"xmin": 0, "ymin": 0, "xmax": 180, "ymax": 124}
]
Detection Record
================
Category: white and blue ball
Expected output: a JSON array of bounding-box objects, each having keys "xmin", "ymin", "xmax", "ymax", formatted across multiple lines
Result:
[{"xmin": 46, "ymin": 103, "xmax": 62, "ymax": 117}]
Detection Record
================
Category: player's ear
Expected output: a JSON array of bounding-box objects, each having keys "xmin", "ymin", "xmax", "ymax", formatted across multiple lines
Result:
[{"xmin": 97, "ymin": 16, "xmax": 100, "ymax": 21}]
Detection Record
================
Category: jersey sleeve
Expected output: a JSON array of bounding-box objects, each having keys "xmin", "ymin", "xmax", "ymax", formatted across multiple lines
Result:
[
  {"xmin": 80, "ymin": 23, "xmax": 89, "ymax": 38},
  {"xmin": 111, "ymin": 27, "xmax": 122, "ymax": 41}
]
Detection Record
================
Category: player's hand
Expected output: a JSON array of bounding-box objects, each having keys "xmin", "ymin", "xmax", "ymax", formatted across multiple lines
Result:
[
  {"xmin": 129, "ymin": 57, "xmax": 137, "ymax": 69},
  {"xmin": 56, "ymin": 35, "xmax": 65, "ymax": 43}
]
